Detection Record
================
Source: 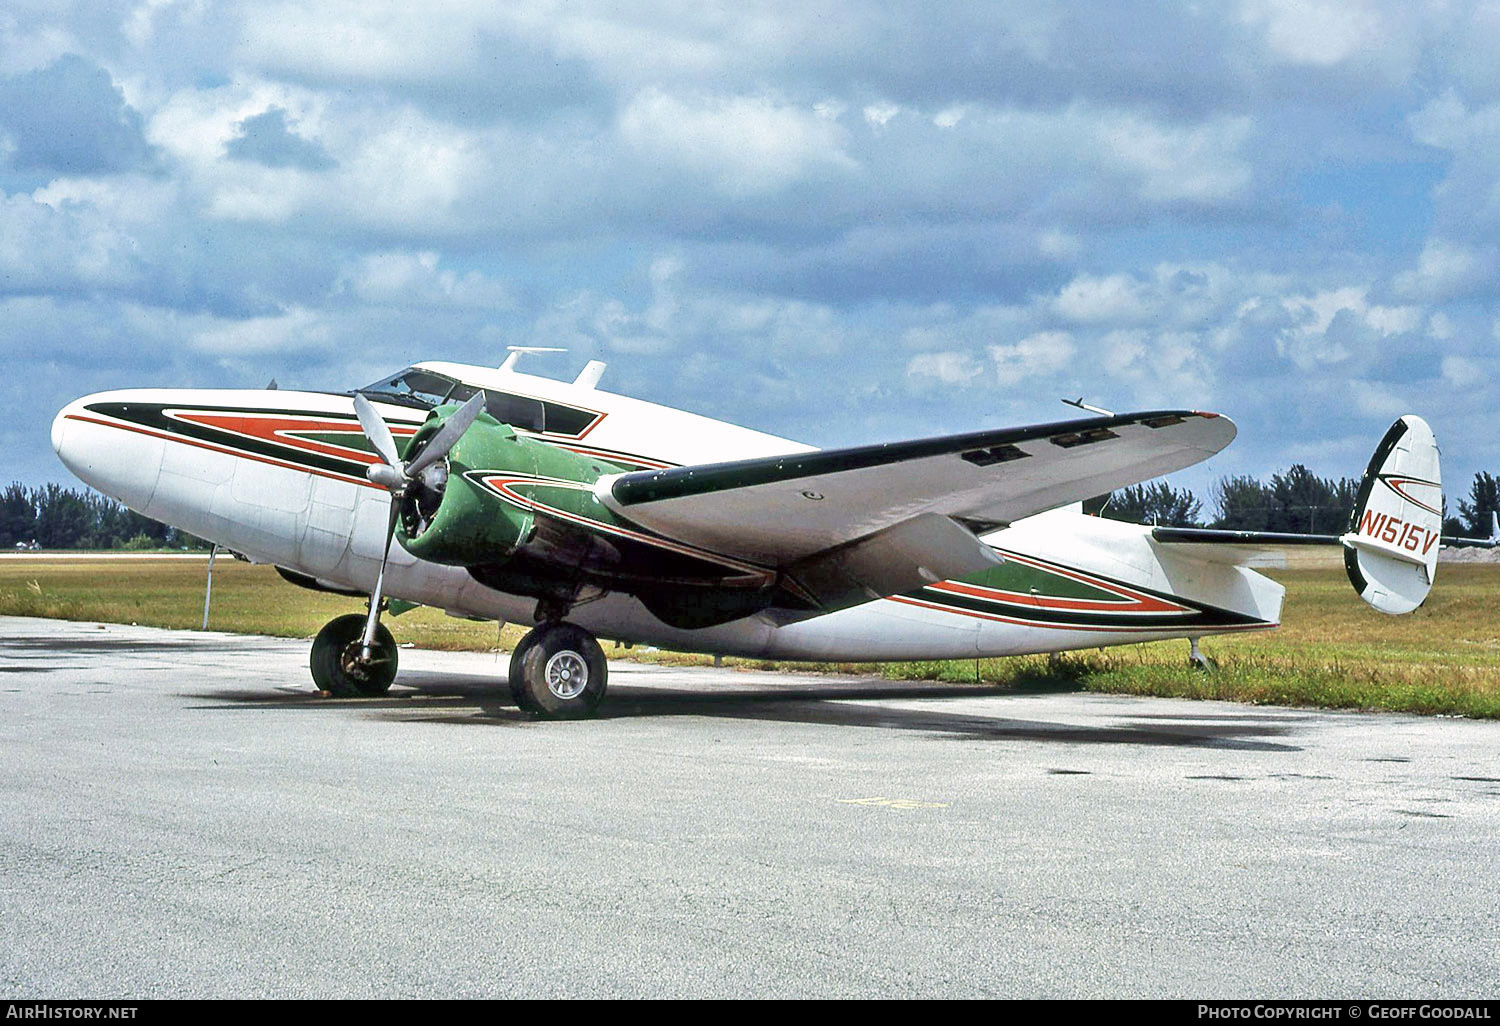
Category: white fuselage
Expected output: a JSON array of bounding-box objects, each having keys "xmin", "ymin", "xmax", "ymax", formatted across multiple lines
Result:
[{"xmin": 51, "ymin": 362, "xmax": 1283, "ymax": 661}]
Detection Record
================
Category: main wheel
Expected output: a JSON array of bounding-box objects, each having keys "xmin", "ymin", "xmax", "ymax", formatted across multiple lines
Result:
[
  {"xmin": 507, "ymin": 627, "xmax": 546, "ymax": 712},
  {"xmin": 510, "ymin": 622, "xmax": 607, "ymax": 718},
  {"xmin": 310, "ymin": 613, "xmax": 398, "ymax": 697}
]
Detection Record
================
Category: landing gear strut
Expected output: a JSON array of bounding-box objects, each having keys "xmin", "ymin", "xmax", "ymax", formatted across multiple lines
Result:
[
  {"xmin": 1188, "ymin": 636, "xmax": 1218, "ymax": 672},
  {"xmin": 311, "ymin": 613, "xmax": 399, "ymax": 697},
  {"xmin": 509, "ymin": 621, "xmax": 608, "ymax": 718}
]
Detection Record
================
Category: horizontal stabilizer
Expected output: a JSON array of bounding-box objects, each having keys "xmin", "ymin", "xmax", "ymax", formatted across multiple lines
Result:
[
  {"xmin": 1150, "ymin": 527, "xmax": 1342, "ymax": 568},
  {"xmin": 1442, "ymin": 511, "xmax": 1500, "ymax": 550},
  {"xmin": 1153, "ymin": 415, "xmax": 1441, "ymax": 615}
]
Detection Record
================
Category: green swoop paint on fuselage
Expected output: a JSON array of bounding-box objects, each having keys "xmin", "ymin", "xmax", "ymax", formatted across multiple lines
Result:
[
  {"xmin": 897, "ymin": 546, "xmax": 1265, "ymax": 631},
  {"xmin": 288, "ymin": 431, "xmax": 386, "ymax": 455},
  {"xmin": 955, "ymin": 557, "xmax": 1117, "ymax": 602}
]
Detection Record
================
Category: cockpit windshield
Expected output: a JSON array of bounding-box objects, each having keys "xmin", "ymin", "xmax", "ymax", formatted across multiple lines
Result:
[
  {"xmin": 356, "ymin": 367, "xmax": 549, "ymax": 433},
  {"xmin": 356, "ymin": 367, "xmax": 461, "ymax": 409}
]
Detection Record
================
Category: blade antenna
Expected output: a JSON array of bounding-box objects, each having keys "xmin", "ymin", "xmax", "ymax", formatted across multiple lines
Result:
[{"xmin": 1062, "ymin": 397, "xmax": 1115, "ymax": 417}]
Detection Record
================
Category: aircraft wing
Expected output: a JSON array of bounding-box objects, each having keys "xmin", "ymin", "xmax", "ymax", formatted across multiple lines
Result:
[{"xmin": 601, "ymin": 410, "xmax": 1235, "ymax": 611}]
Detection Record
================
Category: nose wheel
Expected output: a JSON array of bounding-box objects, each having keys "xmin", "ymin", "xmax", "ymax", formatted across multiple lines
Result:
[
  {"xmin": 509, "ymin": 622, "xmax": 608, "ymax": 718},
  {"xmin": 311, "ymin": 613, "xmax": 399, "ymax": 697}
]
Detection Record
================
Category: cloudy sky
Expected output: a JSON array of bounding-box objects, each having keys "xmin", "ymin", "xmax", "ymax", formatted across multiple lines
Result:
[{"xmin": 5, "ymin": 1, "xmax": 1500, "ymax": 509}]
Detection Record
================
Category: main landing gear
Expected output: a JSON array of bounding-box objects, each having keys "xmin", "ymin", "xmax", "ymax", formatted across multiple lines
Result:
[
  {"xmin": 508, "ymin": 621, "xmax": 608, "ymax": 719},
  {"xmin": 307, "ymin": 609, "xmax": 608, "ymax": 719},
  {"xmin": 310, "ymin": 613, "xmax": 399, "ymax": 697}
]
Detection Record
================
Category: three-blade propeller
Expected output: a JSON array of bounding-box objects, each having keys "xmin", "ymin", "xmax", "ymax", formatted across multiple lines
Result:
[
  {"xmin": 351, "ymin": 391, "xmax": 487, "ymax": 659},
  {"xmin": 353, "ymin": 392, "xmax": 486, "ymax": 496}
]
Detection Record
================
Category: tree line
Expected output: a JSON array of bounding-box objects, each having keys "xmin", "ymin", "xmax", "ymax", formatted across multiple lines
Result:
[
  {"xmin": 1090, "ymin": 467, "xmax": 1500, "ymax": 538},
  {"xmin": 0, "ymin": 483, "xmax": 209, "ymax": 550},
  {"xmin": 6, "ymin": 469, "xmax": 1499, "ymax": 549}
]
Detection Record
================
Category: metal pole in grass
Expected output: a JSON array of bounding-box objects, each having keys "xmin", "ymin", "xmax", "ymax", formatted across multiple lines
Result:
[{"xmin": 201, "ymin": 544, "xmax": 219, "ymax": 630}]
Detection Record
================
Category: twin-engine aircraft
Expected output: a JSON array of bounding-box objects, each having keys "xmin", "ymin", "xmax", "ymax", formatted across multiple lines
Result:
[{"xmin": 51, "ymin": 353, "xmax": 1442, "ymax": 717}]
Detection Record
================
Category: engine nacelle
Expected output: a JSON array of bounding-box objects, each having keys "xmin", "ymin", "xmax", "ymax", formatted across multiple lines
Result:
[
  {"xmin": 388, "ymin": 400, "xmax": 781, "ymax": 624},
  {"xmin": 395, "ymin": 413, "xmax": 538, "ymax": 566}
]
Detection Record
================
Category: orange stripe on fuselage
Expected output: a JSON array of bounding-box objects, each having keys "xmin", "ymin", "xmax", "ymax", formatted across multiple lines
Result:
[
  {"xmin": 887, "ymin": 594, "xmax": 1276, "ymax": 633},
  {"xmin": 168, "ymin": 411, "xmax": 418, "ymax": 465},
  {"xmin": 64, "ymin": 414, "xmax": 384, "ymax": 489},
  {"xmin": 926, "ymin": 579, "xmax": 1188, "ymax": 615}
]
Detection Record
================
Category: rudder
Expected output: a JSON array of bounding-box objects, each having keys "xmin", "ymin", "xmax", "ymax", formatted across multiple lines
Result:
[{"xmin": 1340, "ymin": 415, "xmax": 1441, "ymax": 614}]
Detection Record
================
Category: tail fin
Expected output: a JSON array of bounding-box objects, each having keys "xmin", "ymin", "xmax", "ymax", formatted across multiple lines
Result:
[{"xmin": 1341, "ymin": 416, "xmax": 1441, "ymax": 614}]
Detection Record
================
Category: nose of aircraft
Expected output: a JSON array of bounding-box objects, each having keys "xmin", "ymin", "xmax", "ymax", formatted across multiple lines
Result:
[
  {"xmin": 50, "ymin": 403, "xmax": 72, "ymax": 462},
  {"xmin": 51, "ymin": 398, "xmax": 84, "ymax": 475},
  {"xmin": 51, "ymin": 392, "xmax": 166, "ymax": 513}
]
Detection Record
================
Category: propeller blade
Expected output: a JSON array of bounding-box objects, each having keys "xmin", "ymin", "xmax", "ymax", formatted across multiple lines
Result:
[
  {"xmin": 361, "ymin": 495, "xmax": 402, "ymax": 656},
  {"xmin": 353, "ymin": 393, "xmax": 404, "ymax": 471},
  {"xmin": 406, "ymin": 392, "xmax": 486, "ymax": 478}
]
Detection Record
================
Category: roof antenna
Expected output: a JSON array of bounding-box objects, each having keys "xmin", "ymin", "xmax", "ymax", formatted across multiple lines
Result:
[
  {"xmin": 499, "ymin": 346, "xmax": 566, "ymax": 373},
  {"xmin": 1062, "ymin": 396, "xmax": 1114, "ymax": 417},
  {"xmin": 574, "ymin": 360, "xmax": 607, "ymax": 389}
]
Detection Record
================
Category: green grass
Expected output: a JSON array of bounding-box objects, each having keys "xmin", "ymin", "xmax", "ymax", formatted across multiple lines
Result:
[
  {"xmin": 0, "ymin": 555, "xmax": 532, "ymax": 650},
  {"xmin": 876, "ymin": 565, "xmax": 1500, "ymax": 717},
  {"xmin": 2, "ymin": 555, "xmax": 1498, "ymax": 718}
]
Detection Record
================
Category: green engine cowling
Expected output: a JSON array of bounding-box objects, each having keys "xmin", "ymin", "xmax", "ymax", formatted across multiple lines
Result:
[
  {"xmin": 387, "ymin": 400, "xmax": 781, "ymax": 625},
  {"xmin": 395, "ymin": 409, "xmax": 539, "ymax": 566}
]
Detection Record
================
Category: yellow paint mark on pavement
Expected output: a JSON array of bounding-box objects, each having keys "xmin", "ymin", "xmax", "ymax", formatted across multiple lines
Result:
[{"xmin": 837, "ymin": 796, "xmax": 949, "ymax": 810}]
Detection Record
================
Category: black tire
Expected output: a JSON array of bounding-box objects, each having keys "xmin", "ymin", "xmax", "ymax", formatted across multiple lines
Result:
[
  {"xmin": 512, "ymin": 622, "xmax": 607, "ymax": 719},
  {"xmin": 310, "ymin": 613, "xmax": 398, "ymax": 697},
  {"xmin": 507, "ymin": 627, "xmax": 546, "ymax": 712}
]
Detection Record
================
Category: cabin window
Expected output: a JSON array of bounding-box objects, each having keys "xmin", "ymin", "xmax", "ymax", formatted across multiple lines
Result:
[
  {"xmin": 446, "ymin": 384, "xmax": 547, "ymax": 433},
  {"xmin": 536, "ymin": 402, "xmax": 598, "ymax": 437}
]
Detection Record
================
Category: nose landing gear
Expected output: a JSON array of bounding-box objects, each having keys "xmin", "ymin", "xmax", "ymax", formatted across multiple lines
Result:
[{"xmin": 311, "ymin": 613, "xmax": 399, "ymax": 697}]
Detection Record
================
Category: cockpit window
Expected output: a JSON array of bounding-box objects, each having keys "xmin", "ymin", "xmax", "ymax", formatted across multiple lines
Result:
[
  {"xmin": 356, "ymin": 367, "xmax": 548, "ymax": 432},
  {"xmin": 356, "ymin": 368, "xmax": 459, "ymax": 409}
]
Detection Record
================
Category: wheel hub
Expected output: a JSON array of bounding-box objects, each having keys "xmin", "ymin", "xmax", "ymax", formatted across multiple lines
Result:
[
  {"xmin": 544, "ymin": 650, "xmax": 589, "ymax": 700},
  {"xmin": 340, "ymin": 642, "xmax": 390, "ymax": 681}
]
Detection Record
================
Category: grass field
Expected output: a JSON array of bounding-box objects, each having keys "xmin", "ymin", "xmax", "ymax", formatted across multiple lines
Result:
[{"xmin": 2, "ymin": 554, "xmax": 1497, "ymax": 718}]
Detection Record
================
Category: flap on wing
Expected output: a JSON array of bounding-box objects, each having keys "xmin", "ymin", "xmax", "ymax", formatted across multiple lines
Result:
[
  {"xmin": 785, "ymin": 513, "xmax": 1003, "ymax": 613},
  {"xmin": 602, "ymin": 410, "xmax": 1234, "ymax": 565},
  {"xmin": 1150, "ymin": 527, "xmax": 1343, "ymax": 568}
]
